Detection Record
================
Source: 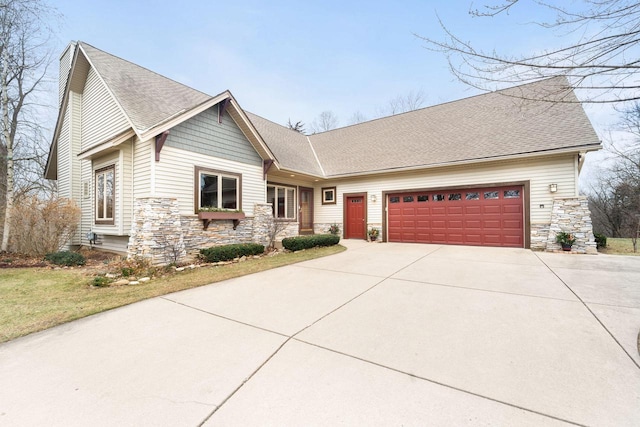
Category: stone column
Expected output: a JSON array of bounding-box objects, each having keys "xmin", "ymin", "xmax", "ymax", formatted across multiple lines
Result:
[
  {"xmin": 128, "ymin": 197, "xmax": 186, "ymax": 265},
  {"xmin": 545, "ymin": 197, "xmax": 597, "ymax": 254}
]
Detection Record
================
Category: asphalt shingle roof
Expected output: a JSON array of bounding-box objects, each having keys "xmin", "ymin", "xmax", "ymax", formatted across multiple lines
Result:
[
  {"xmin": 80, "ymin": 42, "xmax": 212, "ymax": 132},
  {"xmin": 74, "ymin": 42, "xmax": 600, "ymax": 178},
  {"xmin": 245, "ymin": 112, "xmax": 324, "ymax": 176},
  {"xmin": 309, "ymin": 77, "xmax": 600, "ymax": 176}
]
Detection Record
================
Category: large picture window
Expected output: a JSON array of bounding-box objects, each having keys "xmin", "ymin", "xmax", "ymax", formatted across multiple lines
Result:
[
  {"xmin": 95, "ymin": 165, "xmax": 115, "ymax": 224},
  {"xmin": 195, "ymin": 167, "xmax": 241, "ymax": 211},
  {"xmin": 267, "ymin": 184, "xmax": 296, "ymax": 219}
]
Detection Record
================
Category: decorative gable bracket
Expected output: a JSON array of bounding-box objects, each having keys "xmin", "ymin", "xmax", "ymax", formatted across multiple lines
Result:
[
  {"xmin": 218, "ymin": 98, "xmax": 230, "ymax": 124},
  {"xmin": 155, "ymin": 131, "xmax": 170, "ymax": 161}
]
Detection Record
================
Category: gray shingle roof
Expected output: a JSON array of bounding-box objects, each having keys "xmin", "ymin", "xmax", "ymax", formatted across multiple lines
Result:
[
  {"xmin": 80, "ymin": 42, "xmax": 212, "ymax": 132},
  {"xmin": 245, "ymin": 112, "xmax": 324, "ymax": 176},
  {"xmin": 71, "ymin": 43, "xmax": 600, "ymax": 178},
  {"xmin": 309, "ymin": 77, "xmax": 600, "ymax": 176}
]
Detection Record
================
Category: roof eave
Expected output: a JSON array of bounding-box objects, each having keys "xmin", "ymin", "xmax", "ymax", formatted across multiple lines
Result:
[{"xmin": 322, "ymin": 143, "xmax": 603, "ymax": 180}]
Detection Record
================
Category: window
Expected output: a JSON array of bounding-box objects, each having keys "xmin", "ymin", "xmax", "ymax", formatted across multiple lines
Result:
[
  {"xmin": 403, "ymin": 195, "xmax": 414, "ymax": 203},
  {"xmin": 95, "ymin": 165, "xmax": 115, "ymax": 224},
  {"xmin": 389, "ymin": 196, "xmax": 400, "ymax": 203},
  {"xmin": 433, "ymin": 194, "xmax": 445, "ymax": 201},
  {"xmin": 267, "ymin": 184, "xmax": 296, "ymax": 219},
  {"xmin": 465, "ymin": 192, "xmax": 480, "ymax": 200},
  {"xmin": 417, "ymin": 195, "xmax": 429, "ymax": 202},
  {"xmin": 195, "ymin": 167, "xmax": 241, "ymax": 211},
  {"xmin": 322, "ymin": 187, "xmax": 336, "ymax": 205},
  {"xmin": 484, "ymin": 191, "xmax": 499, "ymax": 199},
  {"xmin": 504, "ymin": 189, "xmax": 521, "ymax": 198},
  {"xmin": 448, "ymin": 193, "xmax": 462, "ymax": 201}
]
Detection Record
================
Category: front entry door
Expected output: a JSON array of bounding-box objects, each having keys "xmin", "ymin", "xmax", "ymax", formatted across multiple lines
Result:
[
  {"xmin": 345, "ymin": 195, "xmax": 366, "ymax": 239},
  {"xmin": 299, "ymin": 187, "xmax": 314, "ymax": 235}
]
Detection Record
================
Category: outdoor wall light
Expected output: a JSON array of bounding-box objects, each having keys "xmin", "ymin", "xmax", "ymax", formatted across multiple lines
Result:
[
  {"xmin": 371, "ymin": 194, "xmax": 377, "ymax": 203},
  {"xmin": 549, "ymin": 183, "xmax": 558, "ymax": 193}
]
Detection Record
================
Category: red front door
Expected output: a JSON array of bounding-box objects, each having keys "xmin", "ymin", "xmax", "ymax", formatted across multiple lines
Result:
[{"xmin": 346, "ymin": 196, "xmax": 365, "ymax": 239}]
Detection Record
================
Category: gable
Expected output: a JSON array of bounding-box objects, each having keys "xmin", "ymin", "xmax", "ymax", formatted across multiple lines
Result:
[
  {"xmin": 80, "ymin": 67, "xmax": 131, "ymax": 151},
  {"xmin": 165, "ymin": 105, "xmax": 262, "ymax": 167}
]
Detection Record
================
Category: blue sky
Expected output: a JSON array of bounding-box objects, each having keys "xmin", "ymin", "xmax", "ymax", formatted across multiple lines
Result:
[{"xmin": 49, "ymin": 0, "xmax": 620, "ymax": 186}]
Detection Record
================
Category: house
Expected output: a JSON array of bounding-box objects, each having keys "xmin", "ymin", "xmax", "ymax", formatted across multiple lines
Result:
[{"xmin": 45, "ymin": 42, "xmax": 601, "ymax": 264}]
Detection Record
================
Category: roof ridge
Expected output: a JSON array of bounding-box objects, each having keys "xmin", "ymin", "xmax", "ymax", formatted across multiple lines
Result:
[{"xmin": 314, "ymin": 76, "xmax": 570, "ymax": 136}]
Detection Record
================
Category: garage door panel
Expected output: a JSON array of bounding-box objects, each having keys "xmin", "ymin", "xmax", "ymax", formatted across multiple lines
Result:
[{"xmin": 388, "ymin": 185, "xmax": 524, "ymax": 248}]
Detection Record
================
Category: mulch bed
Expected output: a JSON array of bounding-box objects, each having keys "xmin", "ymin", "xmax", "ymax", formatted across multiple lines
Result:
[{"xmin": 0, "ymin": 248, "xmax": 122, "ymax": 269}]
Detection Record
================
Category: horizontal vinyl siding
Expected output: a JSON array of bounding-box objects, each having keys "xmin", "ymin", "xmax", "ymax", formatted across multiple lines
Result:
[
  {"xmin": 80, "ymin": 67, "xmax": 129, "ymax": 150},
  {"xmin": 57, "ymin": 105, "xmax": 70, "ymax": 199},
  {"xmin": 59, "ymin": 45, "xmax": 73, "ymax": 106},
  {"xmin": 80, "ymin": 159, "xmax": 92, "ymax": 246},
  {"xmin": 165, "ymin": 107, "xmax": 262, "ymax": 167},
  {"xmin": 120, "ymin": 140, "xmax": 133, "ymax": 234},
  {"xmin": 133, "ymin": 138, "xmax": 152, "ymax": 198},
  {"xmin": 154, "ymin": 145, "xmax": 264, "ymax": 216},
  {"xmin": 314, "ymin": 154, "xmax": 577, "ymax": 227},
  {"xmin": 69, "ymin": 93, "xmax": 83, "ymax": 244}
]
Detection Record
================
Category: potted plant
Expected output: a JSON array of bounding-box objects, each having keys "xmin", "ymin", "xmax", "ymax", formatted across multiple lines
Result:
[
  {"xmin": 368, "ymin": 227, "xmax": 379, "ymax": 241},
  {"xmin": 555, "ymin": 231, "xmax": 576, "ymax": 251},
  {"xmin": 328, "ymin": 223, "xmax": 340, "ymax": 235}
]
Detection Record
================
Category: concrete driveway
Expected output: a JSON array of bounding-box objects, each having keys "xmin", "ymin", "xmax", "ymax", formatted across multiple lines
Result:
[{"xmin": 1, "ymin": 241, "xmax": 639, "ymax": 426}]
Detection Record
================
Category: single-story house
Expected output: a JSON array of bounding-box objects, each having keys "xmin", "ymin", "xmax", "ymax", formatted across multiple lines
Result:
[{"xmin": 45, "ymin": 42, "xmax": 601, "ymax": 264}]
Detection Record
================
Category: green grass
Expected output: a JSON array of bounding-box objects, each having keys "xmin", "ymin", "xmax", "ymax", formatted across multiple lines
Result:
[
  {"xmin": 0, "ymin": 245, "xmax": 345, "ymax": 343},
  {"xmin": 599, "ymin": 238, "xmax": 639, "ymax": 256}
]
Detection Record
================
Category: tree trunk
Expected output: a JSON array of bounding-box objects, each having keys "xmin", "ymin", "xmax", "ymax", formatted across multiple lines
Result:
[{"xmin": 1, "ymin": 48, "xmax": 11, "ymax": 252}]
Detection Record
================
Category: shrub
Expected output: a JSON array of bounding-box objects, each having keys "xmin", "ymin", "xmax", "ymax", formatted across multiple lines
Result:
[
  {"xmin": 281, "ymin": 234, "xmax": 340, "ymax": 251},
  {"xmin": 594, "ymin": 233, "xmax": 607, "ymax": 248},
  {"xmin": 200, "ymin": 243, "xmax": 265, "ymax": 263},
  {"xmin": 328, "ymin": 223, "xmax": 340, "ymax": 235},
  {"xmin": 44, "ymin": 250, "xmax": 86, "ymax": 266},
  {"xmin": 9, "ymin": 196, "xmax": 81, "ymax": 256},
  {"xmin": 92, "ymin": 276, "xmax": 112, "ymax": 287}
]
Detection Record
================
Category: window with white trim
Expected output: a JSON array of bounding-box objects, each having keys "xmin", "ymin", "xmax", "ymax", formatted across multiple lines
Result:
[
  {"xmin": 95, "ymin": 165, "xmax": 115, "ymax": 224},
  {"xmin": 267, "ymin": 184, "xmax": 296, "ymax": 219},
  {"xmin": 196, "ymin": 167, "xmax": 240, "ymax": 210}
]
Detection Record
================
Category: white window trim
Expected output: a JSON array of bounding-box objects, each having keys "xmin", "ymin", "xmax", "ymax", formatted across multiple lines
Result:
[{"xmin": 196, "ymin": 167, "xmax": 241, "ymax": 211}]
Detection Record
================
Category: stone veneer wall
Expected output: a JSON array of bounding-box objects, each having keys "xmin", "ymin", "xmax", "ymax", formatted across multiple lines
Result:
[
  {"xmin": 530, "ymin": 224, "xmax": 550, "ymax": 251},
  {"xmin": 128, "ymin": 199, "xmax": 277, "ymax": 265},
  {"xmin": 128, "ymin": 198, "xmax": 186, "ymax": 265},
  {"xmin": 544, "ymin": 196, "xmax": 597, "ymax": 254}
]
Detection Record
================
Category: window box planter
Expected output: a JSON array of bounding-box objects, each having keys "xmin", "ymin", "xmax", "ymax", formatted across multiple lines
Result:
[{"xmin": 198, "ymin": 211, "xmax": 245, "ymax": 230}]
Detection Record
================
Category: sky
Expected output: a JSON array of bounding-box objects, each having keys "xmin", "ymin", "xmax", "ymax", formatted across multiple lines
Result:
[{"xmin": 48, "ymin": 0, "xmax": 627, "ymax": 188}]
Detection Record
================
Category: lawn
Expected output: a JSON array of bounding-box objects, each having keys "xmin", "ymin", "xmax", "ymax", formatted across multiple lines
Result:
[
  {"xmin": 0, "ymin": 245, "xmax": 345, "ymax": 343},
  {"xmin": 599, "ymin": 238, "xmax": 639, "ymax": 256}
]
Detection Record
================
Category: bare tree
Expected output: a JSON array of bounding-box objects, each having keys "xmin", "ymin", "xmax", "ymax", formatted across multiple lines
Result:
[
  {"xmin": 378, "ymin": 89, "xmax": 426, "ymax": 116},
  {"xmin": 0, "ymin": 0, "xmax": 56, "ymax": 251},
  {"xmin": 418, "ymin": 0, "xmax": 640, "ymax": 104},
  {"xmin": 348, "ymin": 111, "xmax": 368, "ymax": 125},
  {"xmin": 286, "ymin": 118, "xmax": 305, "ymax": 134},
  {"xmin": 310, "ymin": 110, "xmax": 339, "ymax": 133},
  {"xmin": 588, "ymin": 104, "xmax": 640, "ymax": 251}
]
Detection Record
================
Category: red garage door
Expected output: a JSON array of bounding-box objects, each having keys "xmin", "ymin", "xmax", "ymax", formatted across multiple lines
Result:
[{"xmin": 387, "ymin": 186, "xmax": 524, "ymax": 248}]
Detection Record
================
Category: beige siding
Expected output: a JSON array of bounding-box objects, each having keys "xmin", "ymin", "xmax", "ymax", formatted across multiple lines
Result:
[
  {"xmin": 57, "ymin": 105, "xmax": 70, "ymax": 199},
  {"xmin": 153, "ymin": 145, "xmax": 264, "ymax": 216},
  {"xmin": 120, "ymin": 140, "xmax": 134, "ymax": 234},
  {"xmin": 80, "ymin": 159, "xmax": 92, "ymax": 247},
  {"xmin": 133, "ymin": 137, "xmax": 152, "ymax": 199},
  {"xmin": 314, "ymin": 154, "xmax": 577, "ymax": 228},
  {"xmin": 80, "ymin": 67, "xmax": 129, "ymax": 150},
  {"xmin": 58, "ymin": 44, "xmax": 74, "ymax": 106}
]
